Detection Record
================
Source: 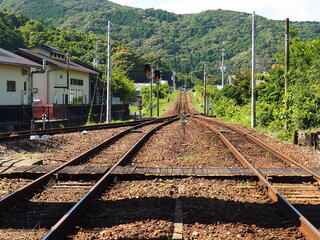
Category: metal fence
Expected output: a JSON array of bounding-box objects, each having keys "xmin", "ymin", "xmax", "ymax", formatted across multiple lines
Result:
[{"xmin": 0, "ymin": 104, "xmax": 129, "ymax": 132}]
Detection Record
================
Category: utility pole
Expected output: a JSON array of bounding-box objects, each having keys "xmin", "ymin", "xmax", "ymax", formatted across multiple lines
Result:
[
  {"xmin": 155, "ymin": 68, "xmax": 161, "ymax": 117},
  {"xmin": 172, "ymin": 72, "xmax": 176, "ymax": 91},
  {"xmin": 285, "ymin": 18, "xmax": 290, "ymax": 95},
  {"xmin": 150, "ymin": 68, "xmax": 154, "ymax": 117},
  {"xmin": 106, "ymin": 20, "xmax": 112, "ymax": 123},
  {"xmin": 156, "ymin": 80, "xmax": 160, "ymax": 117},
  {"xmin": 221, "ymin": 49, "xmax": 225, "ymax": 87},
  {"xmin": 251, "ymin": 11, "xmax": 256, "ymax": 128},
  {"xmin": 203, "ymin": 63, "xmax": 207, "ymax": 115}
]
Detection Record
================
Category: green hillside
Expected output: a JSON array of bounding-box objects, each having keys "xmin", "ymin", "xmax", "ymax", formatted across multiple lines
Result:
[
  {"xmin": 0, "ymin": 10, "xmax": 174, "ymax": 85},
  {"xmin": 1, "ymin": 0, "xmax": 320, "ymax": 78},
  {"xmin": 0, "ymin": 11, "xmax": 26, "ymax": 50}
]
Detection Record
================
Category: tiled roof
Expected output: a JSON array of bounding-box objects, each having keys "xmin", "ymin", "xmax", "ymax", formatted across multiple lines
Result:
[
  {"xmin": 15, "ymin": 48, "xmax": 99, "ymax": 75},
  {"xmin": 28, "ymin": 43, "xmax": 66, "ymax": 56},
  {"xmin": 0, "ymin": 48, "xmax": 41, "ymax": 68}
]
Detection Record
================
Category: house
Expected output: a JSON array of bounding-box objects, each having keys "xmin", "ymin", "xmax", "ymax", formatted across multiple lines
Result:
[
  {"xmin": 14, "ymin": 44, "xmax": 99, "ymax": 105},
  {"xmin": 0, "ymin": 47, "xmax": 42, "ymax": 105}
]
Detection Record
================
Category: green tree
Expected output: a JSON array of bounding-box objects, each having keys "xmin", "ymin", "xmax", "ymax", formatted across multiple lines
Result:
[
  {"xmin": 110, "ymin": 67, "xmax": 135, "ymax": 103},
  {"xmin": 231, "ymin": 67, "xmax": 251, "ymax": 103}
]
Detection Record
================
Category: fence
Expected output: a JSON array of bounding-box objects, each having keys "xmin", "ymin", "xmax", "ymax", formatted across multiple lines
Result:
[{"xmin": 0, "ymin": 104, "xmax": 129, "ymax": 132}]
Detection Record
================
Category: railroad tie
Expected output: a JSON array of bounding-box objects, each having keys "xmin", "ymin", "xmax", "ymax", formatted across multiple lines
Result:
[{"xmin": 172, "ymin": 198, "xmax": 183, "ymax": 240}]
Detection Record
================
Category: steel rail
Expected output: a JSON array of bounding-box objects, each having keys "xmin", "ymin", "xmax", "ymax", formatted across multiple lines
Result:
[
  {"xmin": 41, "ymin": 116, "xmax": 179, "ymax": 239},
  {"xmin": 0, "ymin": 116, "xmax": 176, "ymax": 211},
  {"xmin": 0, "ymin": 118, "xmax": 157, "ymax": 142},
  {"xmin": 192, "ymin": 117, "xmax": 320, "ymax": 240},
  {"xmin": 195, "ymin": 115, "xmax": 320, "ymax": 182}
]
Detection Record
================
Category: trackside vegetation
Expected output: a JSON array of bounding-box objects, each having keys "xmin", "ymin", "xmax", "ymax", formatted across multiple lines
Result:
[{"xmin": 194, "ymin": 36, "xmax": 320, "ymax": 140}]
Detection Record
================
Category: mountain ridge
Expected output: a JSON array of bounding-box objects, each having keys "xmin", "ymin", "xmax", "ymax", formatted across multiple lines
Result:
[{"xmin": 1, "ymin": 0, "xmax": 320, "ymax": 76}]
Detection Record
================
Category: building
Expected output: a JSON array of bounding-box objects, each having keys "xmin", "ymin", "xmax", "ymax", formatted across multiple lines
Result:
[
  {"xmin": 14, "ymin": 44, "xmax": 99, "ymax": 105},
  {"xmin": 0, "ymin": 47, "xmax": 41, "ymax": 105},
  {"xmin": 133, "ymin": 80, "xmax": 168, "ymax": 98}
]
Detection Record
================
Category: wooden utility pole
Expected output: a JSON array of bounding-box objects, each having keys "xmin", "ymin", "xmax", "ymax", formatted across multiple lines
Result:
[
  {"xmin": 203, "ymin": 63, "xmax": 207, "ymax": 115},
  {"xmin": 251, "ymin": 11, "xmax": 256, "ymax": 128},
  {"xmin": 285, "ymin": 18, "xmax": 290, "ymax": 95}
]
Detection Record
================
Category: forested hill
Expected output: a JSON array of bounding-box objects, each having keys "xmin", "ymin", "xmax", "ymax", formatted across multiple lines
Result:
[{"xmin": 2, "ymin": 0, "xmax": 320, "ymax": 76}]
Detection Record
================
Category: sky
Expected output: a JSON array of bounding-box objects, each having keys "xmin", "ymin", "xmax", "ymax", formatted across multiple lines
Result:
[{"xmin": 110, "ymin": 0, "xmax": 320, "ymax": 22}]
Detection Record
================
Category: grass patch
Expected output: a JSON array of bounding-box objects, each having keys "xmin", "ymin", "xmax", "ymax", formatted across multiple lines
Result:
[
  {"xmin": 129, "ymin": 106, "xmax": 139, "ymax": 111},
  {"xmin": 184, "ymin": 154, "xmax": 196, "ymax": 165},
  {"xmin": 221, "ymin": 148, "xmax": 231, "ymax": 153},
  {"xmin": 237, "ymin": 180, "xmax": 252, "ymax": 187},
  {"xmin": 141, "ymin": 90, "xmax": 179, "ymax": 117}
]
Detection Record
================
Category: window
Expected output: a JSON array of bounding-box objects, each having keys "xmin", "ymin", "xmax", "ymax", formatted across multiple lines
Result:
[
  {"xmin": 7, "ymin": 81, "xmax": 16, "ymax": 92},
  {"xmin": 70, "ymin": 89, "xmax": 84, "ymax": 104},
  {"xmin": 70, "ymin": 78, "xmax": 83, "ymax": 86},
  {"xmin": 60, "ymin": 75, "xmax": 64, "ymax": 79},
  {"xmin": 24, "ymin": 82, "xmax": 27, "ymax": 91}
]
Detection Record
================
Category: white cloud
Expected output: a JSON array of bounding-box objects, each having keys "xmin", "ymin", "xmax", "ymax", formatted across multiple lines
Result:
[{"xmin": 111, "ymin": 0, "xmax": 320, "ymax": 21}]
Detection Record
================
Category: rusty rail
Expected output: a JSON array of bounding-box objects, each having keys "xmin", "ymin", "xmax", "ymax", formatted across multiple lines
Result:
[
  {"xmin": 0, "ymin": 116, "xmax": 177, "ymax": 210},
  {"xmin": 192, "ymin": 117, "xmax": 320, "ymax": 240},
  {"xmin": 0, "ymin": 117, "xmax": 159, "ymax": 142},
  {"xmin": 195, "ymin": 115, "xmax": 320, "ymax": 182},
  {"xmin": 41, "ymin": 116, "xmax": 179, "ymax": 239}
]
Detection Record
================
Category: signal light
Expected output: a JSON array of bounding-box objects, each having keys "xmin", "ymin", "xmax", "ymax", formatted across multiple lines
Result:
[
  {"xmin": 155, "ymin": 70, "xmax": 161, "ymax": 80},
  {"xmin": 144, "ymin": 64, "xmax": 151, "ymax": 75}
]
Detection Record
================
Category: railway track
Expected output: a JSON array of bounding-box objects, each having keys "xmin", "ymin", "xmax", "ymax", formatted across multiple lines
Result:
[
  {"xmin": 0, "ymin": 91, "xmax": 319, "ymax": 239},
  {"xmin": 191, "ymin": 114, "xmax": 320, "ymax": 239},
  {"xmin": 0, "ymin": 118, "xmax": 155, "ymax": 143},
  {"xmin": 0, "ymin": 114, "xmax": 178, "ymax": 239}
]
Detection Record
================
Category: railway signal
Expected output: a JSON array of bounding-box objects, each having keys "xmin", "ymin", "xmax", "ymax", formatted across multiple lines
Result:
[
  {"xmin": 155, "ymin": 69, "xmax": 161, "ymax": 82},
  {"xmin": 144, "ymin": 64, "xmax": 151, "ymax": 77},
  {"xmin": 144, "ymin": 65, "xmax": 162, "ymax": 117},
  {"xmin": 154, "ymin": 69, "xmax": 161, "ymax": 116}
]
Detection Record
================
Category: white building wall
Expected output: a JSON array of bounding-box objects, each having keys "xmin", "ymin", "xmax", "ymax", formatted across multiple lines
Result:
[
  {"xmin": 68, "ymin": 70, "xmax": 90, "ymax": 105},
  {"xmin": 32, "ymin": 66, "xmax": 90, "ymax": 105},
  {"xmin": 0, "ymin": 64, "xmax": 30, "ymax": 105}
]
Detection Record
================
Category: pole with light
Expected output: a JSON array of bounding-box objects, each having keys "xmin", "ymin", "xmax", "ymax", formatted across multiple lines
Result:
[
  {"xmin": 155, "ymin": 69, "xmax": 161, "ymax": 117},
  {"xmin": 144, "ymin": 64, "xmax": 153, "ymax": 117}
]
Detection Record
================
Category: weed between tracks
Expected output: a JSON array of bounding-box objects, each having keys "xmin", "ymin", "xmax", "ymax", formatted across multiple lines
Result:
[
  {"xmin": 184, "ymin": 154, "xmax": 196, "ymax": 164},
  {"xmin": 237, "ymin": 180, "xmax": 253, "ymax": 187}
]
